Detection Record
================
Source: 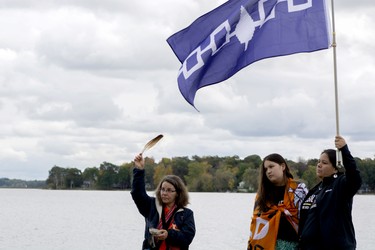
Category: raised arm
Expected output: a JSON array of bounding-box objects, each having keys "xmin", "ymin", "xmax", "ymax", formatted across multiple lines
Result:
[
  {"xmin": 131, "ymin": 154, "xmax": 153, "ymax": 217},
  {"xmin": 335, "ymin": 136, "xmax": 362, "ymax": 196}
]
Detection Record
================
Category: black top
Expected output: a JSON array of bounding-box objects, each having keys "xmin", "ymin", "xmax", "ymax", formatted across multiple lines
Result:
[
  {"xmin": 131, "ymin": 168, "xmax": 196, "ymax": 250},
  {"xmin": 298, "ymin": 145, "xmax": 362, "ymax": 250}
]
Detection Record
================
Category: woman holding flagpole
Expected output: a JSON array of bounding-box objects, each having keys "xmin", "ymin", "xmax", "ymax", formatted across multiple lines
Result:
[
  {"xmin": 248, "ymin": 153, "xmax": 308, "ymax": 250},
  {"xmin": 298, "ymin": 135, "xmax": 362, "ymax": 250},
  {"xmin": 131, "ymin": 153, "xmax": 196, "ymax": 250}
]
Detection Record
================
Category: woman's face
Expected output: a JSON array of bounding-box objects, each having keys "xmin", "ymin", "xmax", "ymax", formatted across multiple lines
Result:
[
  {"xmin": 160, "ymin": 181, "xmax": 177, "ymax": 207},
  {"xmin": 317, "ymin": 153, "xmax": 337, "ymax": 179},
  {"xmin": 264, "ymin": 160, "xmax": 285, "ymax": 186}
]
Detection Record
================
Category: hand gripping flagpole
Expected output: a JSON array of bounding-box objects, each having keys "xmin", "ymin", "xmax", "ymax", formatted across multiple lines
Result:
[{"xmin": 330, "ymin": 0, "xmax": 343, "ymax": 169}]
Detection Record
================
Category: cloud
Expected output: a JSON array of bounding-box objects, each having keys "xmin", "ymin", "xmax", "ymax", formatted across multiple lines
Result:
[{"xmin": 0, "ymin": 0, "xmax": 374, "ymax": 180}]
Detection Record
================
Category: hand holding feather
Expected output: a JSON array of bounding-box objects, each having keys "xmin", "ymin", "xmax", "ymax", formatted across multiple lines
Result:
[
  {"xmin": 134, "ymin": 134, "xmax": 163, "ymax": 170},
  {"xmin": 134, "ymin": 153, "xmax": 144, "ymax": 169}
]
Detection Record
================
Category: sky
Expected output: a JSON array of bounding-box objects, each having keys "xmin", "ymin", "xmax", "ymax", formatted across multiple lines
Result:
[{"xmin": 0, "ymin": 0, "xmax": 374, "ymax": 180}]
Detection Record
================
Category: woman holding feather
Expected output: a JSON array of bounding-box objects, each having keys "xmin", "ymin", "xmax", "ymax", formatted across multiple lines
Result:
[{"xmin": 131, "ymin": 135, "xmax": 195, "ymax": 250}]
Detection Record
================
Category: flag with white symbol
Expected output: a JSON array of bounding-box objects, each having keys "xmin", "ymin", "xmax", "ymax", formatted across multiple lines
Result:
[{"xmin": 167, "ymin": 0, "xmax": 331, "ymax": 107}]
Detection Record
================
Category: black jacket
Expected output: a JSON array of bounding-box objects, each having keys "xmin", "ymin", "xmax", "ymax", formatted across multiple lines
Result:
[
  {"xmin": 131, "ymin": 168, "xmax": 196, "ymax": 250},
  {"xmin": 299, "ymin": 145, "xmax": 362, "ymax": 250}
]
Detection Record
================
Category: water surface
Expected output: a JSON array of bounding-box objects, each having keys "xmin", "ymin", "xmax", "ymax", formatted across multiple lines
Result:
[{"xmin": 0, "ymin": 189, "xmax": 373, "ymax": 249}]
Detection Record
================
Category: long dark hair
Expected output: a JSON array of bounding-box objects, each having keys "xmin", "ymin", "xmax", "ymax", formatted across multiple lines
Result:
[
  {"xmin": 321, "ymin": 149, "xmax": 336, "ymax": 167},
  {"xmin": 321, "ymin": 148, "xmax": 344, "ymax": 174},
  {"xmin": 155, "ymin": 175, "xmax": 190, "ymax": 208},
  {"xmin": 257, "ymin": 153, "xmax": 293, "ymax": 212}
]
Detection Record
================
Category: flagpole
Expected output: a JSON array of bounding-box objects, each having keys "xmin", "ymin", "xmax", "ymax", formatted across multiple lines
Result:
[{"xmin": 330, "ymin": 0, "xmax": 343, "ymax": 168}]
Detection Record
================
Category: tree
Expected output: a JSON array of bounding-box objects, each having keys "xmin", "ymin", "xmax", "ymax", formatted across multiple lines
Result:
[
  {"xmin": 40, "ymin": 153, "xmax": 375, "ymax": 193},
  {"xmin": 301, "ymin": 165, "xmax": 320, "ymax": 189},
  {"xmin": 153, "ymin": 159, "xmax": 173, "ymax": 187},
  {"xmin": 307, "ymin": 158, "xmax": 318, "ymax": 168},
  {"xmin": 200, "ymin": 173, "xmax": 214, "ymax": 192},
  {"xmin": 65, "ymin": 168, "xmax": 83, "ymax": 188},
  {"xmin": 288, "ymin": 159, "xmax": 307, "ymax": 180},
  {"xmin": 357, "ymin": 158, "xmax": 375, "ymax": 192},
  {"xmin": 213, "ymin": 166, "xmax": 236, "ymax": 192},
  {"xmin": 237, "ymin": 162, "xmax": 251, "ymax": 182},
  {"xmin": 185, "ymin": 161, "xmax": 212, "ymax": 192},
  {"xmin": 46, "ymin": 165, "xmax": 66, "ymax": 189},
  {"xmin": 171, "ymin": 156, "xmax": 190, "ymax": 183},
  {"xmin": 204, "ymin": 155, "xmax": 225, "ymax": 169},
  {"xmin": 242, "ymin": 168, "xmax": 260, "ymax": 192},
  {"xmin": 97, "ymin": 162, "xmax": 120, "ymax": 190},
  {"xmin": 82, "ymin": 167, "xmax": 99, "ymax": 189},
  {"xmin": 244, "ymin": 155, "xmax": 262, "ymax": 167},
  {"xmin": 118, "ymin": 163, "xmax": 132, "ymax": 189},
  {"xmin": 222, "ymin": 155, "xmax": 240, "ymax": 167},
  {"xmin": 143, "ymin": 157, "xmax": 157, "ymax": 190}
]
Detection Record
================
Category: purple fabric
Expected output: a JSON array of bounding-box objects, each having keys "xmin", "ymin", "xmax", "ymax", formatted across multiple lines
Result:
[{"xmin": 167, "ymin": 0, "xmax": 331, "ymax": 107}]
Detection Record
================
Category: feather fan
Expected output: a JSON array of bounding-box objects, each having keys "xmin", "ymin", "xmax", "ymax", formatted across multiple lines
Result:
[{"xmin": 141, "ymin": 134, "xmax": 163, "ymax": 154}]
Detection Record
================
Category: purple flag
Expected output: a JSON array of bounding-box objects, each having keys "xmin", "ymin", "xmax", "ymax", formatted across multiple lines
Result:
[{"xmin": 167, "ymin": 0, "xmax": 331, "ymax": 107}]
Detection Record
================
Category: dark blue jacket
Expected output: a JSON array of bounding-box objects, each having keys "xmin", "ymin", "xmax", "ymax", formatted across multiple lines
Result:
[
  {"xmin": 299, "ymin": 145, "xmax": 362, "ymax": 250},
  {"xmin": 131, "ymin": 168, "xmax": 195, "ymax": 250}
]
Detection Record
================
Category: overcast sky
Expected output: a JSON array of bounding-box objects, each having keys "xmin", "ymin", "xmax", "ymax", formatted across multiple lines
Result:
[{"xmin": 1, "ymin": 0, "xmax": 374, "ymax": 180}]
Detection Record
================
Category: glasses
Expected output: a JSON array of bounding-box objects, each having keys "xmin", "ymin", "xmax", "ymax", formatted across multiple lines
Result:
[{"xmin": 160, "ymin": 188, "xmax": 176, "ymax": 194}]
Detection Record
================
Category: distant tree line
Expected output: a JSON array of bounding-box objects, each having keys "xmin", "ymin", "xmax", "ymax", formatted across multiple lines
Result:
[
  {"xmin": 43, "ymin": 155, "xmax": 375, "ymax": 193},
  {"xmin": 0, "ymin": 178, "xmax": 46, "ymax": 188}
]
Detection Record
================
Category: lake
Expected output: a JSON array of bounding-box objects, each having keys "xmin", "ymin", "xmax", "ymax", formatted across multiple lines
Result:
[{"xmin": 0, "ymin": 189, "xmax": 373, "ymax": 250}]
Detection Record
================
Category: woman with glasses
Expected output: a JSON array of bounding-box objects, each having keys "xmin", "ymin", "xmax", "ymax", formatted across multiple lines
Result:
[{"xmin": 131, "ymin": 153, "xmax": 196, "ymax": 250}]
